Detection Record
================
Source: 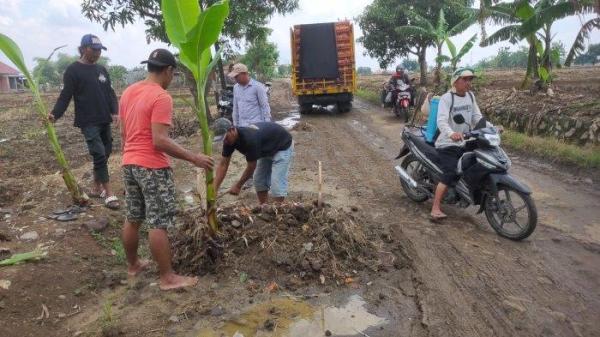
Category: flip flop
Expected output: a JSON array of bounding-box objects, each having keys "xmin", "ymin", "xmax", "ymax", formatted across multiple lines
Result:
[
  {"xmin": 56, "ymin": 213, "xmax": 78, "ymax": 222},
  {"xmin": 88, "ymin": 190, "xmax": 106, "ymax": 199},
  {"xmin": 104, "ymin": 195, "xmax": 120, "ymax": 210},
  {"xmin": 430, "ymin": 213, "xmax": 448, "ymax": 221},
  {"xmin": 67, "ymin": 205, "xmax": 88, "ymax": 214}
]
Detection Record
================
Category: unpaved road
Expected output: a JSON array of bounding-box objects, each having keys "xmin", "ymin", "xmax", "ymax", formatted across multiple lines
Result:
[
  {"xmin": 289, "ymin": 94, "xmax": 600, "ymax": 336},
  {"xmin": 2, "ymin": 79, "xmax": 600, "ymax": 337}
]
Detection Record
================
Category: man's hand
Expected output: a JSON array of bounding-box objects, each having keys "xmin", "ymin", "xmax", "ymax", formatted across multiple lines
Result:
[
  {"xmin": 496, "ymin": 125, "xmax": 504, "ymax": 133},
  {"xmin": 228, "ymin": 183, "xmax": 241, "ymax": 196},
  {"xmin": 450, "ymin": 132, "xmax": 464, "ymax": 142},
  {"xmin": 190, "ymin": 154, "xmax": 214, "ymax": 170},
  {"xmin": 48, "ymin": 113, "xmax": 56, "ymax": 123}
]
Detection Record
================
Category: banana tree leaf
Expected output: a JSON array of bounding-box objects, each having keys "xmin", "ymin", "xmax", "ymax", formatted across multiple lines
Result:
[
  {"xmin": 445, "ymin": 38, "xmax": 457, "ymax": 59},
  {"xmin": 162, "ymin": 0, "xmax": 200, "ymax": 47},
  {"xmin": 184, "ymin": 1, "xmax": 229, "ymax": 62},
  {"xmin": 456, "ymin": 34, "xmax": 478, "ymax": 61},
  {"xmin": 0, "ymin": 33, "xmax": 35, "ymax": 87},
  {"xmin": 515, "ymin": 1, "xmax": 535, "ymax": 20}
]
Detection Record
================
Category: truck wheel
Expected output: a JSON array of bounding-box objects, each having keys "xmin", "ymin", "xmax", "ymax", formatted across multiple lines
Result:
[
  {"xmin": 299, "ymin": 104, "xmax": 312, "ymax": 114},
  {"xmin": 338, "ymin": 102, "xmax": 352, "ymax": 113}
]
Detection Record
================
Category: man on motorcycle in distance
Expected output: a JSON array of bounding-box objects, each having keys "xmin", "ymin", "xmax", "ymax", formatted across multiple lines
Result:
[
  {"xmin": 430, "ymin": 68, "xmax": 498, "ymax": 220},
  {"xmin": 382, "ymin": 65, "xmax": 415, "ymax": 107}
]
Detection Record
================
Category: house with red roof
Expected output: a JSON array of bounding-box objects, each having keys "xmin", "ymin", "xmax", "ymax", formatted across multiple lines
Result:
[{"xmin": 0, "ymin": 61, "xmax": 25, "ymax": 92}]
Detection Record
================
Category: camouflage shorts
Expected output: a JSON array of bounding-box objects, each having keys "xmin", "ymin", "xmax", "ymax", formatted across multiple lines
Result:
[{"xmin": 122, "ymin": 165, "xmax": 177, "ymax": 230}]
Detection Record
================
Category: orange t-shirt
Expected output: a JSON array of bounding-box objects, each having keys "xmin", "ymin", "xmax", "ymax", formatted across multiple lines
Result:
[{"xmin": 120, "ymin": 81, "xmax": 172, "ymax": 169}]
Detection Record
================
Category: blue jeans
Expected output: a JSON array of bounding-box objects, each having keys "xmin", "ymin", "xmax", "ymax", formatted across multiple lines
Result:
[{"xmin": 254, "ymin": 142, "xmax": 294, "ymax": 197}]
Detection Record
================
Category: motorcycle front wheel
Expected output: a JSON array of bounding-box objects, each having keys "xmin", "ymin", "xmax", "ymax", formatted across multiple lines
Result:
[{"xmin": 484, "ymin": 185, "xmax": 537, "ymax": 241}]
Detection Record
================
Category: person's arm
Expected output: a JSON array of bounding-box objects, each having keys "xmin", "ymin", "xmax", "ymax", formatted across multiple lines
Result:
[
  {"xmin": 256, "ymin": 85, "xmax": 271, "ymax": 122},
  {"xmin": 232, "ymin": 87, "xmax": 239, "ymax": 126},
  {"xmin": 214, "ymin": 155, "xmax": 231, "ymax": 193},
  {"xmin": 49, "ymin": 68, "xmax": 75, "ymax": 121},
  {"xmin": 152, "ymin": 123, "xmax": 213, "ymax": 169},
  {"xmin": 228, "ymin": 161, "xmax": 257, "ymax": 195}
]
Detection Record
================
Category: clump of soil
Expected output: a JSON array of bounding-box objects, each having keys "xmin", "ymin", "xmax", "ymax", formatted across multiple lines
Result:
[
  {"xmin": 291, "ymin": 121, "xmax": 314, "ymax": 132},
  {"xmin": 171, "ymin": 202, "xmax": 392, "ymax": 284}
]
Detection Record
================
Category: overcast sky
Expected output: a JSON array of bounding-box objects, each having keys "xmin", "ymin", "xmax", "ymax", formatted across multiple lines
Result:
[{"xmin": 1, "ymin": 0, "xmax": 599, "ymax": 72}]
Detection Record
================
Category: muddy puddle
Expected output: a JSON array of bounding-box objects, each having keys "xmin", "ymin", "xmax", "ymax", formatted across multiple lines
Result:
[{"xmin": 194, "ymin": 295, "xmax": 387, "ymax": 337}]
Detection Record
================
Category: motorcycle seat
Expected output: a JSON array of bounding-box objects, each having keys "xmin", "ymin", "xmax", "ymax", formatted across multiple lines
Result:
[{"xmin": 406, "ymin": 132, "xmax": 440, "ymax": 164}]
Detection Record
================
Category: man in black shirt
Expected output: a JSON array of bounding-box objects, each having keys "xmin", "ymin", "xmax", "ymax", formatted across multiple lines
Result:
[
  {"xmin": 213, "ymin": 118, "xmax": 294, "ymax": 204},
  {"xmin": 48, "ymin": 34, "xmax": 119, "ymax": 209}
]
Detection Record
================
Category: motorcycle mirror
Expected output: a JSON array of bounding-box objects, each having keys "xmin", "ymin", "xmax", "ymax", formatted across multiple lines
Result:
[
  {"xmin": 475, "ymin": 117, "xmax": 487, "ymax": 129},
  {"xmin": 452, "ymin": 114, "xmax": 466, "ymax": 124}
]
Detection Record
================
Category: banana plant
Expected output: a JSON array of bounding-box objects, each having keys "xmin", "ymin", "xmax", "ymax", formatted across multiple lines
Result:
[
  {"xmin": 161, "ymin": 0, "xmax": 229, "ymax": 234},
  {"xmin": 0, "ymin": 33, "xmax": 89, "ymax": 206},
  {"xmin": 437, "ymin": 34, "xmax": 478, "ymax": 73}
]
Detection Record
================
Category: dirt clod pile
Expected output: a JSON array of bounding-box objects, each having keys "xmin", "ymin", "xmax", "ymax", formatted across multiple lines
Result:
[{"xmin": 172, "ymin": 202, "xmax": 394, "ymax": 284}]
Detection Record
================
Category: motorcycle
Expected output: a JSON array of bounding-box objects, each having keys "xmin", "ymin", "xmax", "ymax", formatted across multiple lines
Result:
[
  {"xmin": 394, "ymin": 82, "xmax": 411, "ymax": 122},
  {"xmin": 394, "ymin": 118, "xmax": 537, "ymax": 240},
  {"xmin": 218, "ymin": 85, "xmax": 234, "ymax": 121}
]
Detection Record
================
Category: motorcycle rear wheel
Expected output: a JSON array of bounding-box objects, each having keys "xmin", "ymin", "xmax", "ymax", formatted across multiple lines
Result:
[
  {"xmin": 484, "ymin": 185, "xmax": 537, "ymax": 241},
  {"xmin": 400, "ymin": 154, "xmax": 429, "ymax": 202}
]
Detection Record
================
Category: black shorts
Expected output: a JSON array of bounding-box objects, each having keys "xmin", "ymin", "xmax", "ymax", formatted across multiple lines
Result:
[{"xmin": 437, "ymin": 146, "xmax": 466, "ymax": 186}]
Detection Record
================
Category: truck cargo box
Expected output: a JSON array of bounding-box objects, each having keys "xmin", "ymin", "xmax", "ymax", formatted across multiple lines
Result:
[{"xmin": 291, "ymin": 21, "xmax": 356, "ymax": 113}]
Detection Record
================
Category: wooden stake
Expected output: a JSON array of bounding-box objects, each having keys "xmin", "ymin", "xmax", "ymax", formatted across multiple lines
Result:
[{"xmin": 318, "ymin": 161, "xmax": 323, "ymax": 207}]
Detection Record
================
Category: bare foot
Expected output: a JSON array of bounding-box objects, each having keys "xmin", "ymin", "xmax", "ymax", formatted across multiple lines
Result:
[
  {"xmin": 127, "ymin": 259, "xmax": 151, "ymax": 277},
  {"xmin": 159, "ymin": 274, "xmax": 199, "ymax": 291}
]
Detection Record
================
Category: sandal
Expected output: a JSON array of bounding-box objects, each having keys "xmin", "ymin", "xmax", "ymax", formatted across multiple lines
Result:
[
  {"xmin": 104, "ymin": 195, "xmax": 120, "ymax": 210},
  {"xmin": 430, "ymin": 212, "xmax": 448, "ymax": 221},
  {"xmin": 88, "ymin": 189, "xmax": 106, "ymax": 199}
]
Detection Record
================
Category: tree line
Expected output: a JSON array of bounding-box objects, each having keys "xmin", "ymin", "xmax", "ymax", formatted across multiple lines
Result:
[{"xmin": 357, "ymin": 0, "xmax": 600, "ymax": 89}]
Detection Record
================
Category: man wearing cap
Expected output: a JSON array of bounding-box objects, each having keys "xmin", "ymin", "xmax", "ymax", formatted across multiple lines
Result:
[
  {"xmin": 119, "ymin": 49, "xmax": 214, "ymax": 290},
  {"xmin": 49, "ymin": 34, "xmax": 120, "ymax": 209},
  {"xmin": 430, "ymin": 67, "xmax": 494, "ymax": 220},
  {"xmin": 212, "ymin": 118, "xmax": 293, "ymax": 204},
  {"xmin": 229, "ymin": 63, "xmax": 271, "ymax": 127}
]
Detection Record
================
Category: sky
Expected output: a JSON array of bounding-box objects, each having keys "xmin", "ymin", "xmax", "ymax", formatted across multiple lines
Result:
[{"xmin": 0, "ymin": 0, "xmax": 599, "ymax": 72}]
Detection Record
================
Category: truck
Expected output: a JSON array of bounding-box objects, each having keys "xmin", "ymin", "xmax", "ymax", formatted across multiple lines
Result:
[{"xmin": 290, "ymin": 21, "xmax": 356, "ymax": 114}]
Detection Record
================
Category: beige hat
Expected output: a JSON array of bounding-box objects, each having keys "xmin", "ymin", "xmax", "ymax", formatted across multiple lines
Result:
[{"xmin": 228, "ymin": 63, "xmax": 248, "ymax": 78}]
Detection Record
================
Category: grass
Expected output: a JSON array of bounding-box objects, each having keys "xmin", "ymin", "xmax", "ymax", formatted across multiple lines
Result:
[
  {"xmin": 355, "ymin": 87, "xmax": 380, "ymax": 105},
  {"xmin": 502, "ymin": 130, "xmax": 600, "ymax": 169},
  {"xmin": 90, "ymin": 232, "xmax": 127, "ymax": 264}
]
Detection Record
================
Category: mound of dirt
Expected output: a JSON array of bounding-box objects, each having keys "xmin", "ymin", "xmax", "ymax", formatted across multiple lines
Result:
[
  {"xmin": 171, "ymin": 202, "xmax": 395, "ymax": 285},
  {"xmin": 291, "ymin": 121, "xmax": 314, "ymax": 132}
]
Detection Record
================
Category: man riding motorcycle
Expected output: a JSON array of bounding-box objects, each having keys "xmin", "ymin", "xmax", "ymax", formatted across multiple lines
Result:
[
  {"xmin": 430, "ymin": 67, "xmax": 499, "ymax": 220},
  {"xmin": 382, "ymin": 65, "xmax": 415, "ymax": 107}
]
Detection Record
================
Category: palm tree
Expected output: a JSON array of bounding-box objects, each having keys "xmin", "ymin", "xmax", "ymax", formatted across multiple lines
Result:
[{"xmin": 396, "ymin": 8, "xmax": 476, "ymax": 85}]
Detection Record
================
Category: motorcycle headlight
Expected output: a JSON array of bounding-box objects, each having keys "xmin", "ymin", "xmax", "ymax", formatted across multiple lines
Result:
[{"xmin": 484, "ymin": 133, "xmax": 501, "ymax": 147}]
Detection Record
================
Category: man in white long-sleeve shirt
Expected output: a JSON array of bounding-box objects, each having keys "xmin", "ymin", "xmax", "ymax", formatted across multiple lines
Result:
[
  {"xmin": 431, "ymin": 68, "xmax": 494, "ymax": 220},
  {"xmin": 229, "ymin": 63, "xmax": 272, "ymax": 127}
]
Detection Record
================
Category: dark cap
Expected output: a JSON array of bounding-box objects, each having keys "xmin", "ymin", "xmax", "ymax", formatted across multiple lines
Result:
[
  {"xmin": 212, "ymin": 118, "xmax": 233, "ymax": 142},
  {"xmin": 80, "ymin": 34, "xmax": 107, "ymax": 50},
  {"xmin": 141, "ymin": 49, "xmax": 177, "ymax": 68}
]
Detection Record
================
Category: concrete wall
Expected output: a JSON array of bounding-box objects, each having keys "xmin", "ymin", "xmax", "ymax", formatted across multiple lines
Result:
[{"xmin": 0, "ymin": 76, "xmax": 9, "ymax": 92}]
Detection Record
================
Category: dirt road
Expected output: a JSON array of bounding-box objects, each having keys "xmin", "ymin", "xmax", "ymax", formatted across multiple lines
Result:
[
  {"xmin": 2, "ymin": 80, "xmax": 600, "ymax": 337},
  {"xmin": 289, "ymin": 93, "xmax": 600, "ymax": 336}
]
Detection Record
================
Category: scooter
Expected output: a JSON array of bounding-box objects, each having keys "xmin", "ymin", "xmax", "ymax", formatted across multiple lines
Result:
[
  {"xmin": 393, "ymin": 82, "xmax": 411, "ymax": 122},
  {"xmin": 394, "ymin": 118, "xmax": 537, "ymax": 240},
  {"xmin": 218, "ymin": 85, "xmax": 234, "ymax": 121}
]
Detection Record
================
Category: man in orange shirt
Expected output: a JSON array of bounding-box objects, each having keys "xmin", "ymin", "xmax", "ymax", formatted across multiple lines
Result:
[{"xmin": 119, "ymin": 49, "xmax": 213, "ymax": 290}]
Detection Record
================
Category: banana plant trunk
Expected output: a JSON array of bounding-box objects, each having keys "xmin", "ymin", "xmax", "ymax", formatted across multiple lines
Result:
[
  {"xmin": 194, "ymin": 88, "xmax": 217, "ymax": 234},
  {"xmin": 34, "ymin": 92, "xmax": 89, "ymax": 205},
  {"xmin": 417, "ymin": 46, "xmax": 428, "ymax": 86},
  {"xmin": 521, "ymin": 39, "xmax": 539, "ymax": 89},
  {"xmin": 435, "ymin": 43, "xmax": 443, "ymax": 85}
]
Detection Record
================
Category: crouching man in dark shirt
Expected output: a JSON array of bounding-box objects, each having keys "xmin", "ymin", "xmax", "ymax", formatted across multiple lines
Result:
[
  {"xmin": 213, "ymin": 118, "xmax": 294, "ymax": 204},
  {"xmin": 48, "ymin": 34, "xmax": 119, "ymax": 209}
]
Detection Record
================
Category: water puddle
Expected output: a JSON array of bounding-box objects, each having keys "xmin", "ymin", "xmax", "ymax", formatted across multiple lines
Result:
[
  {"xmin": 195, "ymin": 295, "xmax": 387, "ymax": 337},
  {"xmin": 276, "ymin": 112, "xmax": 301, "ymax": 130}
]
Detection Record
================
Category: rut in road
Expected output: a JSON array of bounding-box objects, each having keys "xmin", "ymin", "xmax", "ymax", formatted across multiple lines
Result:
[{"xmin": 295, "ymin": 105, "xmax": 600, "ymax": 337}]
